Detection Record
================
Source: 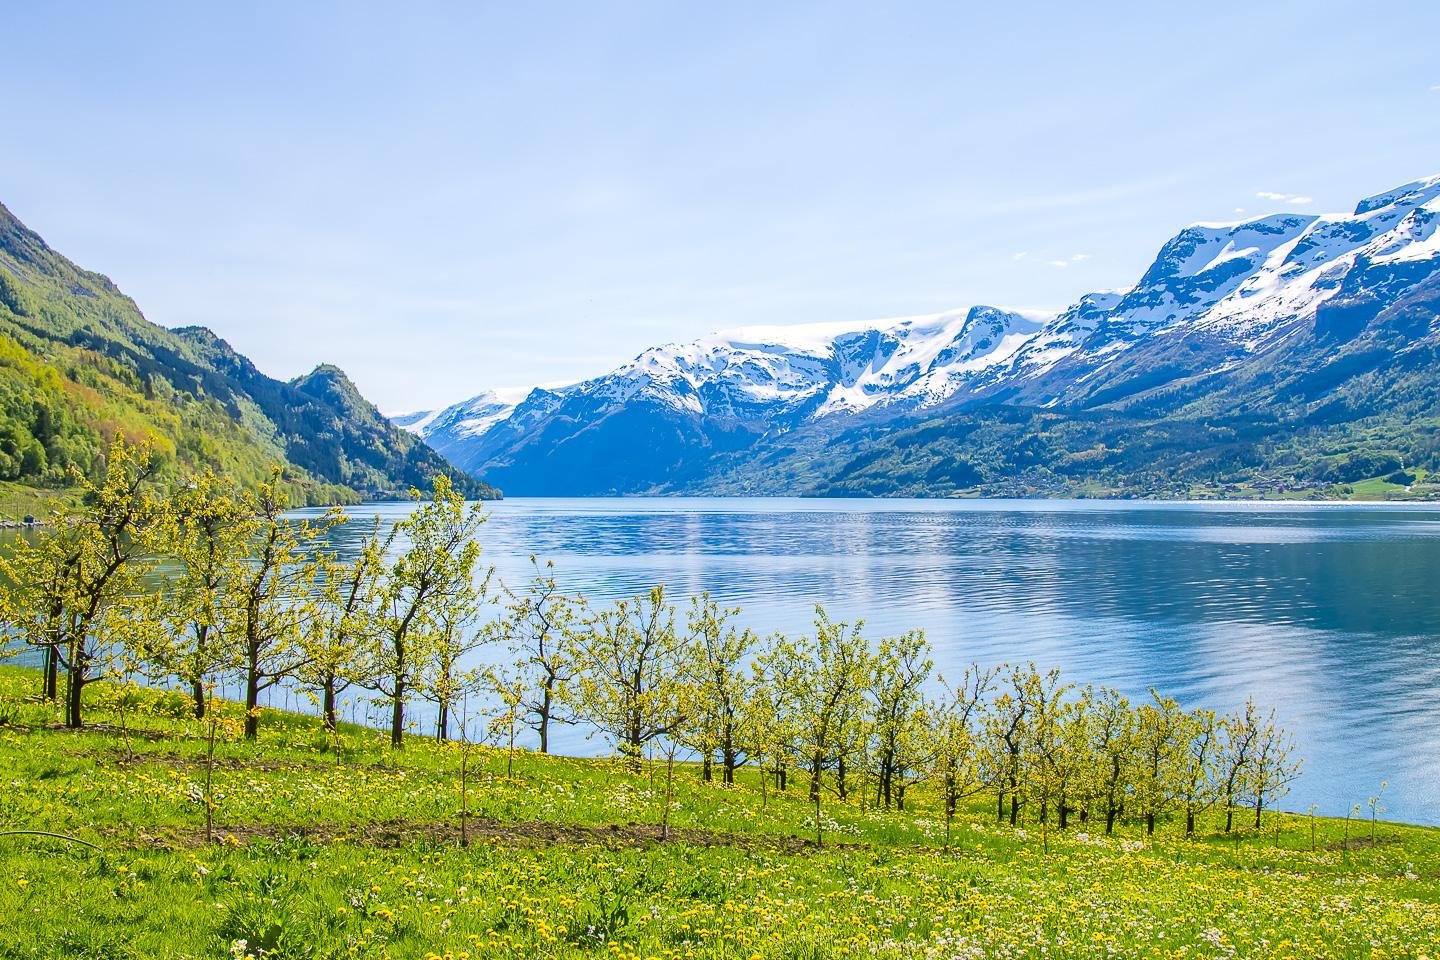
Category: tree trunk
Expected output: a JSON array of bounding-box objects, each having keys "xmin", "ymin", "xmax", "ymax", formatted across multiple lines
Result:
[
  {"xmin": 538, "ymin": 687, "xmax": 552, "ymax": 754},
  {"xmin": 625, "ymin": 727, "xmax": 643, "ymax": 772},
  {"xmin": 43, "ymin": 646, "xmax": 58, "ymax": 701},
  {"xmin": 1186, "ymin": 810, "xmax": 1196, "ymax": 835},
  {"xmin": 322, "ymin": 679, "xmax": 337, "ymax": 732},
  {"xmin": 437, "ymin": 701, "xmax": 449, "ymax": 742},
  {"xmin": 1253, "ymin": 800, "xmax": 1263, "ymax": 830},
  {"xmin": 998, "ymin": 791, "xmax": 1006, "ymax": 823},
  {"xmin": 1225, "ymin": 805, "xmax": 1234, "ymax": 833},
  {"xmin": 390, "ymin": 677, "xmax": 405, "ymax": 748},
  {"xmin": 722, "ymin": 748, "xmax": 737, "ymax": 785},
  {"xmin": 1145, "ymin": 812, "xmax": 1155, "ymax": 836},
  {"xmin": 897, "ymin": 783, "xmax": 907, "ymax": 812},
  {"xmin": 65, "ymin": 658, "xmax": 83, "ymax": 729},
  {"xmin": 702, "ymin": 754, "xmax": 712, "ymax": 782},
  {"xmin": 192, "ymin": 679, "xmax": 207, "ymax": 720},
  {"xmin": 244, "ymin": 665, "xmax": 260, "ymax": 740},
  {"xmin": 1010, "ymin": 793, "xmax": 1019, "ymax": 827}
]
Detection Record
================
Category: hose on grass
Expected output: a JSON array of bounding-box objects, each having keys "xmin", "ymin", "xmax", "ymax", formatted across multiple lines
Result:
[{"xmin": 0, "ymin": 829, "xmax": 103, "ymax": 851}]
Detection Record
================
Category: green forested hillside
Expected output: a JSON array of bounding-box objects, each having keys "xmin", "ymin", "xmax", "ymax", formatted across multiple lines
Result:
[
  {"xmin": 0, "ymin": 201, "xmax": 497, "ymax": 508},
  {"xmin": 781, "ymin": 406, "xmax": 1440, "ymax": 499}
]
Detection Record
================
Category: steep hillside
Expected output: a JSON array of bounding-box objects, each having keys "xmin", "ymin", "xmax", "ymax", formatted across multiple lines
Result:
[
  {"xmin": 0, "ymin": 201, "xmax": 497, "ymax": 506},
  {"xmin": 408, "ymin": 174, "xmax": 1440, "ymax": 498}
]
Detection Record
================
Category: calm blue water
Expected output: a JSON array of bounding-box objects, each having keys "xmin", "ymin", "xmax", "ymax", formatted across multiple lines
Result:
[{"xmin": 288, "ymin": 497, "xmax": 1440, "ymax": 825}]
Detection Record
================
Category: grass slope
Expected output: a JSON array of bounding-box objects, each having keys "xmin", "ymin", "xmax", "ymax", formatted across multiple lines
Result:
[{"xmin": 1, "ymin": 666, "xmax": 1437, "ymax": 959}]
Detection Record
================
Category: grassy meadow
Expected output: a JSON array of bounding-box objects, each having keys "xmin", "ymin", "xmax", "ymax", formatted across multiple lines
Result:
[{"xmin": 1, "ymin": 667, "xmax": 1438, "ymax": 960}]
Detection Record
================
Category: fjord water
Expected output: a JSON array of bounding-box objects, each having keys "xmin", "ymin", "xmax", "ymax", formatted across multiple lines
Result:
[{"xmin": 320, "ymin": 498, "xmax": 1440, "ymax": 823}]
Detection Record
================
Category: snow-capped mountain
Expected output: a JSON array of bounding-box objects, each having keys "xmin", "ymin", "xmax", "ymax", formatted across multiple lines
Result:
[
  {"xmin": 582, "ymin": 304, "xmax": 1052, "ymax": 421},
  {"xmin": 401, "ymin": 174, "xmax": 1440, "ymax": 496},
  {"xmin": 407, "ymin": 306, "xmax": 1049, "ymax": 481},
  {"xmin": 397, "ymin": 387, "xmax": 530, "ymax": 441},
  {"xmin": 995, "ymin": 174, "xmax": 1440, "ymax": 409}
]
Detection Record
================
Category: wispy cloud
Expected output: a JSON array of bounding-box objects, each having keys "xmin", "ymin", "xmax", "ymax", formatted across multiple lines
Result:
[
  {"xmin": 1012, "ymin": 251, "xmax": 1028, "ymax": 261},
  {"xmin": 1048, "ymin": 260, "xmax": 1069, "ymax": 269},
  {"xmin": 1234, "ymin": 207, "xmax": 1246, "ymax": 214},
  {"xmin": 970, "ymin": 173, "xmax": 1189, "ymax": 216},
  {"xmin": 1256, "ymin": 191, "xmax": 1313, "ymax": 205},
  {"xmin": 1431, "ymin": 84, "xmax": 1440, "ymax": 92},
  {"xmin": 1070, "ymin": 253, "xmax": 1091, "ymax": 262}
]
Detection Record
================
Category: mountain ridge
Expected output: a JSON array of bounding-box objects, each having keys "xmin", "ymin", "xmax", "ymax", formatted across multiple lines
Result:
[{"xmin": 406, "ymin": 173, "xmax": 1440, "ymax": 498}]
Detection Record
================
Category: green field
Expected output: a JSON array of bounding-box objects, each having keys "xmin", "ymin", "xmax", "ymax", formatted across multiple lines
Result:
[{"xmin": 2, "ymin": 666, "xmax": 1437, "ymax": 960}]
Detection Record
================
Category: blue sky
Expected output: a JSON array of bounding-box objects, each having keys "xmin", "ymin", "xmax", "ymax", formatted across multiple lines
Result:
[{"xmin": 3, "ymin": 1, "xmax": 1439, "ymax": 411}]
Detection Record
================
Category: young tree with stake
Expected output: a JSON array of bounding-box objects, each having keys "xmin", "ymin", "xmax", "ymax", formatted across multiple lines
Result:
[
  {"xmin": 1085, "ymin": 686, "xmax": 1135, "ymax": 836},
  {"xmin": 927, "ymin": 664, "xmax": 997, "ymax": 850},
  {"xmin": 1176, "ymin": 707, "xmax": 1222, "ymax": 836},
  {"xmin": 868, "ymin": 629, "xmax": 934, "ymax": 810},
  {"xmin": 0, "ymin": 436, "xmax": 165, "ymax": 728},
  {"xmin": 1020, "ymin": 666, "xmax": 1079, "ymax": 853},
  {"xmin": 781, "ymin": 607, "xmax": 872, "ymax": 847},
  {"xmin": 365, "ymin": 474, "xmax": 486, "ymax": 748},
  {"xmin": 981, "ymin": 666, "xmax": 1031, "ymax": 827},
  {"xmin": 494, "ymin": 557, "xmax": 585, "ymax": 754},
  {"xmin": 301, "ymin": 527, "xmax": 384, "ymax": 732},
  {"xmin": 683, "ymin": 593, "xmax": 759, "ymax": 784},
  {"xmin": 1132, "ymin": 690, "xmax": 1185, "ymax": 837},
  {"xmin": 1244, "ymin": 706, "xmax": 1301, "ymax": 829},
  {"xmin": 231, "ymin": 473, "xmax": 337, "ymax": 740},
  {"xmin": 569, "ymin": 586, "xmax": 688, "ymax": 770},
  {"xmin": 1218, "ymin": 699, "xmax": 1263, "ymax": 832},
  {"xmin": 738, "ymin": 660, "xmax": 786, "ymax": 808},
  {"xmin": 485, "ymin": 663, "xmax": 528, "ymax": 779},
  {"xmin": 417, "ymin": 568, "xmax": 493, "ymax": 741},
  {"xmin": 149, "ymin": 469, "xmax": 251, "ymax": 719}
]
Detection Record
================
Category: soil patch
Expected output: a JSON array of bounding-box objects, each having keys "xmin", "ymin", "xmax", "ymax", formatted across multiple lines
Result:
[
  {"xmin": 1326, "ymin": 833, "xmax": 1402, "ymax": 851},
  {"xmin": 119, "ymin": 817, "xmax": 864, "ymax": 855}
]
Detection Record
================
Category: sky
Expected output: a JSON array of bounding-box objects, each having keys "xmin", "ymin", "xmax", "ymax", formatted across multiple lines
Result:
[{"xmin": 3, "ymin": 1, "xmax": 1439, "ymax": 413}]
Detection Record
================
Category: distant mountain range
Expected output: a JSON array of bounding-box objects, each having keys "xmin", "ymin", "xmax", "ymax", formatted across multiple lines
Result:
[
  {"xmin": 401, "ymin": 174, "xmax": 1440, "ymax": 498},
  {"xmin": 0, "ymin": 202, "xmax": 496, "ymax": 506}
]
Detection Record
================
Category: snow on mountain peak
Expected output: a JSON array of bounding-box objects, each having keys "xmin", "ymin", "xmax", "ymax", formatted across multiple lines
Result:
[
  {"xmin": 407, "ymin": 173, "xmax": 1440, "ymax": 481},
  {"xmin": 402, "ymin": 387, "xmax": 541, "ymax": 441},
  {"xmin": 629, "ymin": 305, "xmax": 1059, "ymax": 420},
  {"xmin": 1353, "ymin": 174, "xmax": 1440, "ymax": 216}
]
